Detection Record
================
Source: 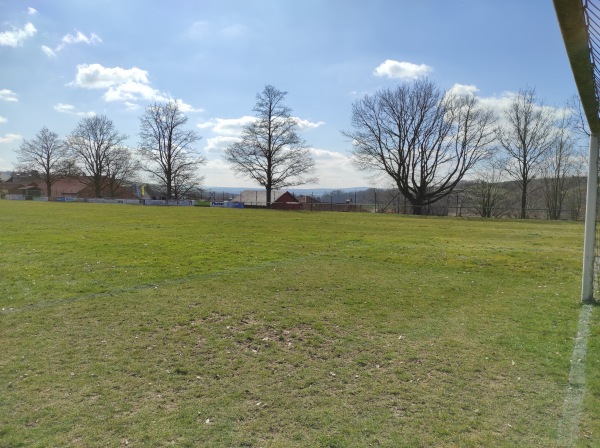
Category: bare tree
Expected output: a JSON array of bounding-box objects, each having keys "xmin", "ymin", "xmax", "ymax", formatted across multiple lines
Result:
[
  {"xmin": 567, "ymin": 93, "xmax": 590, "ymax": 140},
  {"xmin": 344, "ymin": 79, "xmax": 496, "ymax": 215},
  {"xmin": 170, "ymin": 166, "xmax": 202, "ymax": 200},
  {"xmin": 566, "ymin": 163, "xmax": 587, "ymax": 220},
  {"xmin": 15, "ymin": 126, "xmax": 69, "ymax": 197},
  {"xmin": 138, "ymin": 100, "xmax": 205, "ymax": 200},
  {"xmin": 541, "ymin": 112, "xmax": 577, "ymax": 220},
  {"xmin": 464, "ymin": 161, "xmax": 510, "ymax": 218},
  {"xmin": 496, "ymin": 87, "xmax": 558, "ymax": 219},
  {"xmin": 563, "ymin": 95, "xmax": 589, "ymax": 220},
  {"xmin": 106, "ymin": 146, "xmax": 140, "ymax": 198},
  {"xmin": 225, "ymin": 85, "xmax": 317, "ymax": 207},
  {"xmin": 66, "ymin": 115, "xmax": 128, "ymax": 197}
]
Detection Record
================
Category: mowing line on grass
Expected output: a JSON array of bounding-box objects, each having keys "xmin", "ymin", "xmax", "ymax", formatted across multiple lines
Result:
[
  {"xmin": 1, "ymin": 239, "xmax": 384, "ymax": 315},
  {"xmin": 0, "ymin": 251, "xmax": 335, "ymax": 315},
  {"xmin": 557, "ymin": 303, "xmax": 594, "ymax": 446}
]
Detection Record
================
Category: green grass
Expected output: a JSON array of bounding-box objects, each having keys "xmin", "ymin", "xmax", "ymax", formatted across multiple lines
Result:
[{"xmin": 0, "ymin": 201, "xmax": 597, "ymax": 447}]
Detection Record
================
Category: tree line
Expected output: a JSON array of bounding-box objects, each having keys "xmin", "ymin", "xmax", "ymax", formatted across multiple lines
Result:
[
  {"xmin": 14, "ymin": 85, "xmax": 315, "ymax": 204},
  {"xmin": 13, "ymin": 80, "xmax": 589, "ymax": 216},
  {"xmin": 317, "ymin": 175, "xmax": 587, "ymax": 220},
  {"xmin": 345, "ymin": 79, "xmax": 588, "ymax": 218},
  {"xmin": 15, "ymin": 102, "xmax": 206, "ymax": 200}
]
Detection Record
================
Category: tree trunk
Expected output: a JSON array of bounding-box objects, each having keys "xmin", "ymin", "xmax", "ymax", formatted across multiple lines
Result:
[
  {"xmin": 266, "ymin": 187, "xmax": 272, "ymax": 209},
  {"xmin": 520, "ymin": 187, "xmax": 527, "ymax": 219},
  {"xmin": 412, "ymin": 201, "xmax": 424, "ymax": 215},
  {"xmin": 95, "ymin": 179, "xmax": 102, "ymax": 198},
  {"xmin": 45, "ymin": 175, "xmax": 52, "ymax": 198}
]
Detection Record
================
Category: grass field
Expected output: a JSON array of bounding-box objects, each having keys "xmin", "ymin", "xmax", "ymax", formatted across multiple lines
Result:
[{"xmin": 0, "ymin": 201, "xmax": 598, "ymax": 447}]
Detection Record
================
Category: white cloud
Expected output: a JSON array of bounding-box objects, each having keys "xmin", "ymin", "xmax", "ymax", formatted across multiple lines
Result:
[
  {"xmin": 202, "ymin": 158, "xmax": 245, "ymax": 187},
  {"xmin": 0, "ymin": 133, "xmax": 22, "ymax": 144},
  {"xmin": 435, "ymin": 83, "xmax": 515, "ymax": 115},
  {"xmin": 41, "ymin": 45, "xmax": 57, "ymax": 57},
  {"xmin": 201, "ymin": 116, "xmax": 256, "ymax": 135},
  {"xmin": 204, "ymin": 136, "xmax": 240, "ymax": 153},
  {"xmin": 27, "ymin": 7, "xmax": 37, "ymax": 15},
  {"xmin": 308, "ymin": 147, "xmax": 362, "ymax": 188},
  {"xmin": 57, "ymin": 31, "xmax": 101, "ymax": 51},
  {"xmin": 42, "ymin": 31, "xmax": 102, "ymax": 58},
  {"xmin": 0, "ymin": 116, "xmax": 7, "ymax": 124},
  {"xmin": 124, "ymin": 101, "xmax": 140, "ymax": 110},
  {"xmin": 478, "ymin": 91, "xmax": 517, "ymax": 116},
  {"xmin": 309, "ymin": 147, "xmax": 354, "ymax": 168},
  {"xmin": 447, "ymin": 83, "xmax": 479, "ymax": 97},
  {"xmin": 54, "ymin": 103, "xmax": 75, "ymax": 113},
  {"xmin": 0, "ymin": 22, "xmax": 36, "ymax": 47},
  {"xmin": 201, "ymin": 146, "xmax": 365, "ymax": 189},
  {"xmin": 350, "ymin": 89, "xmax": 372, "ymax": 97},
  {"xmin": 447, "ymin": 88, "xmax": 570, "ymax": 132},
  {"xmin": 199, "ymin": 115, "xmax": 321, "ymax": 135},
  {"xmin": 53, "ymin": 102, "xmax": 95, "ymax": 117},
  {"xmin": 373, "ymin": 59, "xmax": 432, "ymax": 80},
  {"xmin": 293, "ymin": 117, "xmax": 325, "ymax": 130},
  {"xmin": 485, "ymin": 93, "xmax": 570, "ymax": 125},
  {"xmin": 198, "ymin": 115, "xmax": 324, "ymax": 155},
  {"xmin": 109, "ymin": 95, "xmax": 200, "ymax": 111},
  {"xmin": 0, "ymin": 89, "xmax": 18, "ymax": 102},
  {"xmin": 554, "ymin": 106, "xmax": 573, "ymax": 120},
  {"xmin": 173, "ymin": 99, "xmax": 203, "ymax": 113},
  {"xmin": 71, "ymin": 63, "xmax": 150, "ymax": 89},
  {"xmin": 103, "ymin": 88, "xmax": 201, "ymax": 113},
  {"xmin": 205, "ymin": 158, "xmax": 230, "ymax": 171},
  {"xmin": 103, "ymin": 81, "xmax": 166, "ymax": 102},
  {"xmin": 70, "ymin": 64, "xmax": 200, "ymax": 111}
]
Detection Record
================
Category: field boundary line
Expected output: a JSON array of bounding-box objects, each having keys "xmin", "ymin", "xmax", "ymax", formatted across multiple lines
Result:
[{"xmin": 557, "ymin": 303, "xmax": 594, "ymax": 446}]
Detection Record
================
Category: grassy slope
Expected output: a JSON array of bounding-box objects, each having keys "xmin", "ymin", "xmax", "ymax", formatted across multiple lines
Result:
[{"xmin": 0, "ymin": 201, "xmax": 596, "ymax": 447}]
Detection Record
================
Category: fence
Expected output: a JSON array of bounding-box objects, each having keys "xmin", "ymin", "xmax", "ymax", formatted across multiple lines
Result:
[
  {"xmin": 4, "ymin": 196, "xmax": 195, "ymax": 206},
  {"xmin": 268, "ymin": 201, "xmax": 584, "ymax": 220},
  {"xmin": 5, "ymin": 194, "xmax": 49, "ymax": 201},
  {"xmin": 2, "ymin": 194, "xmax": 586, "ymax": 220},
  {"xmin": 283, "ymin": 202, "xmax": 375, "ymax": 212}
]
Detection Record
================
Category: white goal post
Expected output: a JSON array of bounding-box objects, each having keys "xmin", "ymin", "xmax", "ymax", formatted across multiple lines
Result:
[
  {"xmin": 554, "ymin": 0, "xmax": 600, "ymax": 302},
  {"xmin": 582, "ymin": 134, "xmax": 598, "ymax": 301}
]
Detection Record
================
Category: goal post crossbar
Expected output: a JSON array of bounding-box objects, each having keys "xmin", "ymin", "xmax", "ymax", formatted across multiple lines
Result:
[{"xmin": 554, "ymin": 0, "xmax": 600, "ymax": 133}]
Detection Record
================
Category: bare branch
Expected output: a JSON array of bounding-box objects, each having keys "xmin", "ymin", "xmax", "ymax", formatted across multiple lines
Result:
[
  {"xmin": 343, "ymin": 78, "xmax": 496, "ymax": 215},
  {"xmin": 66, "ymin": 115, "xmax": 129, "ymax": 198},
  {"xmin": 14, "ymin": 126, "xmax": 68, "ymax": 198},
  {"xmin": 138, "ymin": 100, "xmax": 205, "ymax": 200},
  {"xmin": 225, "ymin": 85, "xmax": 317, "ymax": 207},
  {"xmin": 496, "ymin": 87, "xmax": 558, "ymax": 218}
]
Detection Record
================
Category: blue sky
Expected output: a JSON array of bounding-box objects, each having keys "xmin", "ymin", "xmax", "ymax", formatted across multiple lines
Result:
[{"xmin": 0, "ymin": 0, "xmax": 578, "ymax": 189}]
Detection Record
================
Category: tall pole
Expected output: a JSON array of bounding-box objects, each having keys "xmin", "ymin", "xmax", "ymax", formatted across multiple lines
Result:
[{"xmin": 581, "ymin": 133, "xmax": 598, "ymax": 303}]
